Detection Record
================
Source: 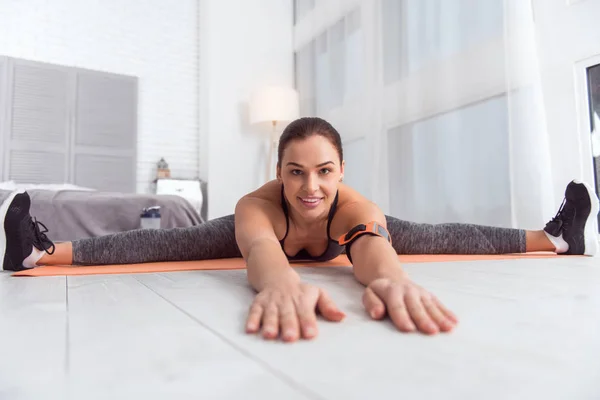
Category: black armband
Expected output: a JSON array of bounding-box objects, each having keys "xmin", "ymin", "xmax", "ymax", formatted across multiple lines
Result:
[{"xmin": 337, "ymin": 221, "xmax": 392, "ymax": 263}]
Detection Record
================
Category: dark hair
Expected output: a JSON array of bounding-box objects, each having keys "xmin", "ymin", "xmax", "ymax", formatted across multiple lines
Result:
[{"xmin": 277, "ymin": 117, "xmax": 343, "ymax": 167}]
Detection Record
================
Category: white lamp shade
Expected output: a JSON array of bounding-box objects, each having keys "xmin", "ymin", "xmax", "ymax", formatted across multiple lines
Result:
[{"xmin": 249, "ymin": 86, "xmax": 300, "ymax": 125}]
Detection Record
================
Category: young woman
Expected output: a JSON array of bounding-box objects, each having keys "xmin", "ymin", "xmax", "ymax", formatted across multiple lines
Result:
[{"xmin": 1, "ymin": 117, "xmax": 598, "ymax": 342}]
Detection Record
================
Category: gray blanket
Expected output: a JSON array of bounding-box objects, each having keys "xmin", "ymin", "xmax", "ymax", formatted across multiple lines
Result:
[{"xmin": 1, "ymin": 189, "xmax": 203, "ymax": 242}]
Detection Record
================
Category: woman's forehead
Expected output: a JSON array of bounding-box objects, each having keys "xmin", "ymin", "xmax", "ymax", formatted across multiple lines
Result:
[{"xmin": 283, "ymin": 136, "xmax": 338, "ymax": 157}]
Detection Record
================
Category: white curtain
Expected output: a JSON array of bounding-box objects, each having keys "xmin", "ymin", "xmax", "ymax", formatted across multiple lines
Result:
[{"xmin": 293, "ymin": 0, "xmax": 554, "ymax": 230}]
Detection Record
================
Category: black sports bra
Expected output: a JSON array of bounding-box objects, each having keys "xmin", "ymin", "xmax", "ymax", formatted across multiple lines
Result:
[{"xmin": 279, "ymin": 186, "xmax": 345, "ymax": 262}]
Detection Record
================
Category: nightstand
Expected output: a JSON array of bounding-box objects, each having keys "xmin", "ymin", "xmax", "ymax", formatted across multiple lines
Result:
[{"xmin": 154, "ymin": 178, "xmax": 204, "ymax": 220}]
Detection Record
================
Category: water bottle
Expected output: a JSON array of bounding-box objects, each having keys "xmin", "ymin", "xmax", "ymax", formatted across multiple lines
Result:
[{"xmin": 140, "ymin": 206, "xmax": 161, "ymax": 229}]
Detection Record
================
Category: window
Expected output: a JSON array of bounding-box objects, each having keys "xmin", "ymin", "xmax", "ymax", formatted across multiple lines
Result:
[
  {"xmin": 294, "ymin": 0, "xmax": 315, "ymax": 24},
  {"xmin": 587, "ymin": 63, "xmax": 600, "ymax": 228},
  {"xmin": 381, "ymin": 0, "xmax": 503, "ymax": 83},
  {"xmin": 294, "ymin": 8, "xmax": 364, "ymax": 118}
]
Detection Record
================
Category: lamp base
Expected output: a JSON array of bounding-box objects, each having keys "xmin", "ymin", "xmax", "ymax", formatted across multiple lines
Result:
[{"xmin": 266, "ymin": 120, "xmax": 278, "ymax": 182}]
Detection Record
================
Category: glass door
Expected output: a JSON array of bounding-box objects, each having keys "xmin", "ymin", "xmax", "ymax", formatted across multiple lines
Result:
[{"xmin": 587, "ymin": 63, "xmax": 600, "ymax": 228}]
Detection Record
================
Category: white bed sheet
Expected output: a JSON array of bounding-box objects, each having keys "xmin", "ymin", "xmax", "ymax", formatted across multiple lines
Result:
[{"xmin": 1, "ymin": 257, "xmax": 599, "ymax": 399}]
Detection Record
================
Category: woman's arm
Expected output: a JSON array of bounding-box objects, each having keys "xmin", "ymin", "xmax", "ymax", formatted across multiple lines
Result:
[
  {"xmin": 235, "ymin": 195, "xmax": 345, "ymax": 341},
  {"xmin": 334, "ymin": 201, "xmax": 458, "ymax": 334},
  {"xmin": 234, "ymin": 195, "xmax": 300, "ymax": 291},
  {"xmin": 336, "ymin": 201, "xmax": 407, "ymax": 284},
  {"xmin": 351, "ymin": 235, "xmax": 408, "ymax": 284}
]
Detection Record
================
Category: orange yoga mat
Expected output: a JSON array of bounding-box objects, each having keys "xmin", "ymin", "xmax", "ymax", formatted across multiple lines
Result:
[{"xmin": 11, "ymin": 252, "xmax": 560, "ymax": 277}]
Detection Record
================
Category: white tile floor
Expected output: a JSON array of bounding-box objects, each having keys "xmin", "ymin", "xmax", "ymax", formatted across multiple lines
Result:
[{"xmin": 1, "ymin": 257, "xmax": 600, "ymax": 400}]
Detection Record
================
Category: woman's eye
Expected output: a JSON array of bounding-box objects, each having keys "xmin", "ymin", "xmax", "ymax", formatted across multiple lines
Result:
[
  {"xmin": 320, "ymin": 168, "xmax": 331, "ymax": 174},
  {"xmin": 291, "ymin": 170, "xmax": 302, "ymax": 175}
]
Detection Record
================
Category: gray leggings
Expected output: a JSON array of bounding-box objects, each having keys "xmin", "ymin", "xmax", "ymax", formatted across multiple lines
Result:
[{"xmin": 72, "ymin": 215, "xmax": 526, "ymax": 265}]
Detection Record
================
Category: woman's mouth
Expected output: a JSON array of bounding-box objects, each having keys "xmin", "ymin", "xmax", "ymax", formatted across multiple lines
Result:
[{"xmin": 298, "ymin": 197, "xmax": 323, "ymax": 208}]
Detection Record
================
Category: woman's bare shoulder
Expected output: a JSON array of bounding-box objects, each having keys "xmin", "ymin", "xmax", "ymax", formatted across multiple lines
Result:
[
  {"xmin": 236, "ymin": 180, "xmax": 284, "ymax": 220},
  {"xmin": 234, "ymin": 181, "xmax": 284, "ymax": 256},
  {"xmin": 242, "ymin": 180, "xmax": 282, "ymax": 203},
  {"xmin": 331, "ymin": 184, "xmax": 385, "ymax": 237},
  {"xmin": 336, "ymin": 183, "xmax": 373, "ymax": 208}
]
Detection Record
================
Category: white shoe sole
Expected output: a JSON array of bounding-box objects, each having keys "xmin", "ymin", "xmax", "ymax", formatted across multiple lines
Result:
[
  {"xmin": 574, "ymin": 180, "xmax": 600, "ymax": 256},
  {"xmin": 0, "ymin": 189, "xmax": 26, "ymax": 271}
]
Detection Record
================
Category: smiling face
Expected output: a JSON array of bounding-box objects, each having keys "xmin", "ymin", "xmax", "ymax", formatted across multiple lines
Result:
[{"xmin": 277, "ymin": 135, "xmax": 345, "ymax": 220}]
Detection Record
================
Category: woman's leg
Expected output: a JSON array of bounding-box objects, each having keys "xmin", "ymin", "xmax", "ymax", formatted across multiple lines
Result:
[
  {"xmin": 384, "ymin": 180, "xmax": 599, "ymax": 256},
  {"xmin": 41, "ymin": 214, "xmax": 240, "ymax": 266},
  {"xmin": 1, "ymin": 190, "xmax": 240, "ymax": 270},
  {"xmin": 384, "ymin": 216, "xmax": 534, "ymax": 255}
]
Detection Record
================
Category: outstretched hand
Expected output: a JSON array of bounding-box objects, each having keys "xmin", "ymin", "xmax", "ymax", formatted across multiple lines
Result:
[
  {"xmin": 245, "ymin": 282, "xmax": 346, "ymax": 342},
  {"xmin": 363, "ymin": 278, "xmax": 458, "ymax": 334}
]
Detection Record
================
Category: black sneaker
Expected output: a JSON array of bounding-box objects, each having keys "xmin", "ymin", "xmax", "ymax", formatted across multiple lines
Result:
[
  {"xmin": 1, "ymin": 190, "xmax": 56, "ymax": 271},
  {"xmin": 543, "ymin": 180, "xmax": 599, "ymax": 256}
]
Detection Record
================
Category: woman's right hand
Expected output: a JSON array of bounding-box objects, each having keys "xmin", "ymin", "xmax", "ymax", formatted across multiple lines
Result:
[{"xmin": 245, "ymin": 282, "xmax": 346, "ymax": 342}]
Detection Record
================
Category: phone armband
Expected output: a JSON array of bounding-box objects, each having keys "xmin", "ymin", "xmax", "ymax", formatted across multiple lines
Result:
[{"xmin": 337, "ymin": 221, "xmax": 392, "ymax": 246}]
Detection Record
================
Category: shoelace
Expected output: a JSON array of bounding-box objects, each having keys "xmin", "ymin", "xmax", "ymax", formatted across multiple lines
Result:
[
  {"xmin": 549, "ymin": 198, "xmax": 567, "ymax": 224},
  {"xmin": 31, "ymin": 217, "xmax": 56, "ymax": 255},
  {"xmin": 546, "ymin": 198, "xmax": 575, "ymax": 235}
]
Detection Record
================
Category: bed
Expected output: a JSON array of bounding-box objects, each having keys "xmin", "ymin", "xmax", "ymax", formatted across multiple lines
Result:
[{"xmin": 0, "ymin": 182, "xmax": 203, "ymax": 242}]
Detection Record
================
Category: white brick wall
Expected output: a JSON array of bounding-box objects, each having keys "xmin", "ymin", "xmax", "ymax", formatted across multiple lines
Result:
[{"xmin": 0, "ymin": 0, "xmax": 200, "ymax": 193}]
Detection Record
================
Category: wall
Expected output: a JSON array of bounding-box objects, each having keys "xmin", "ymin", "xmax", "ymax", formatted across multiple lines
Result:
[
  {"xmin": 533, "ymin": 0, "xmax": 600, "ymax": 202},
  {"xmin": 0, "ymin": 0, "xmax": 200, "ymax": 193},
  {"xmin": 201, "ymin": 0, "xmax": 294, "ymax": 219},
  {"xmin": 0, "ymin": 0, "xmax": 295, "ymax": 218}
]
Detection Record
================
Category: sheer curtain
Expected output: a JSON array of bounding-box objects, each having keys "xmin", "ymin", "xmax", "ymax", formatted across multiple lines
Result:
[{"xmin": 293, "ymin": 0, "xmax": 554, "ymax": 230}]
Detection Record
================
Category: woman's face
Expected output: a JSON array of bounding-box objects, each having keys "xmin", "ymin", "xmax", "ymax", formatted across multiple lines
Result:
[{"xmin": 277, "ymin": 135, "xmax": 344, "ymax": 220}]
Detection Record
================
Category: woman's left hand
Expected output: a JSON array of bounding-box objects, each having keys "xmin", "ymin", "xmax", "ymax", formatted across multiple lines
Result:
[{"xmin": 363, "ymin": 278, "xmax": 458, "ymax": 334}]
